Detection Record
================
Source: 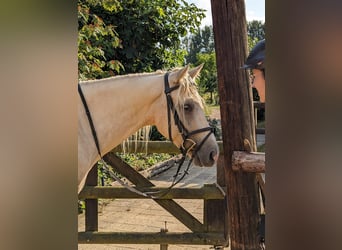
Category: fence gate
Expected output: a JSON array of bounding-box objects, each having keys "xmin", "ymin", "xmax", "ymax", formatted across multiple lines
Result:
[{"xmin": 78, "ymin": 142, "xmax": 229, "ymax": 249}]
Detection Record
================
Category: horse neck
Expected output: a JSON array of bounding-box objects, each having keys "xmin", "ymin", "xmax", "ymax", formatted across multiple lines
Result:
[{"xmin": 80, "ymin": 73, "xmax": 165, "ymax": 154}]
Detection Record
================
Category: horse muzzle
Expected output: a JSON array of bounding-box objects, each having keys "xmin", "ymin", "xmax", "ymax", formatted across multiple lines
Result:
[{"xmin": 184, "ymin": 135, "xmax": 218, "ymax": 167}]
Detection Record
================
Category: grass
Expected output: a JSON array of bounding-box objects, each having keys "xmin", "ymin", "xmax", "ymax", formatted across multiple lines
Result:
[
  {"xmin": 257, "ymin": 143, "xmax": 265, "ymax": 152},
  {"xmin": 116, "ymin": 152, "xmax": 174, "ymax": 171}
]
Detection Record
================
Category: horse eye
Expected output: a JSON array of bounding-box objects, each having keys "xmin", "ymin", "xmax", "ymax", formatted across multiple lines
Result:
[{"xmin": 184, "ymin": 104, "xmax": 192, "ymax": 112}]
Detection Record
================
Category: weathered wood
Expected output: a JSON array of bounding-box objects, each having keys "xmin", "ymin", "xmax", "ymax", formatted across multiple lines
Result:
[
  {"xmin": 204, "ymin": 199, "xmax": 227, "ymax": 231},
  {"xmin": 78, "ymin": 232, "xmax": 227, "ymax": 245},
  {"xmin": 253, "ymin": 102, "xmax": 265, "ymax": 109},
  {"xmin": 85, "ymin": 165, "xmax": 98, "ymax": 232},
  {"xmin": 255, "ymin": 128, "xmax": 265, "ymax": 135},
  {"xmin": 204, "ymin": 154, "xmax": 229, "ymax": 246},
  {"xmin": 112, "ymin": 141, "xmax": 225, "ymax": 154},
  {"xmin": 102, "ymin": 152, "xmax": 205, "ymax": 232},
  {"xmin": 79, "ymin": 184, "xmax": 225, "ymax": 200},
  {"xmin": 112, "ymin": 141, "xmax": 179, "ymax": 154},
  {"xmin": 211, "ymin": 0, "xmax": 261, "ymax": 249},
  {"xmin": 232, "ymin": 151, "xmax": 265, "ymax": 173}
]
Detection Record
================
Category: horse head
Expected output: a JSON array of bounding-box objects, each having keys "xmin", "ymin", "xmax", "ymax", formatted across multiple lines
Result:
[{"xmin": 155, "ymin": 65, "xmax": 219, "ymax": 167}]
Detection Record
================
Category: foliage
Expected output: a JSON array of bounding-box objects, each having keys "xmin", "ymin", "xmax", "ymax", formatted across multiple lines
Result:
[
  {"xmin": 117, "ymin": 152, "xmax": 173, "ymax": 171},
  {"xmin": 207, "ymin": 117, "xmax": 222, "ymax": 140},
  {"xmin": 183, "ymin": 25, "xmax": 214, "ymax": 64},
  {"xmin": 78, "ymin": 0, "xmax": 124, "ymax": 80},
  {"xmin": 247, "ymin": 20, "xmax": 265, "ymax": 50},
  {"xmin": 78, "ymin": 0, "xmax": 204, "ymax": 79},
  {"xmin": 195, "ymin": 52, "xmax": 217, "ymax": 104},
  {"xmin": 149, "ymin": 125, "xmax": 167, "ymax": 141},
  {"xmin": 183, "ymin": 25, "xmax": 217, "ymax": 104},
  {"xmin": 88, "ymin": 0, "xmax": 205, "ymax": 74}
]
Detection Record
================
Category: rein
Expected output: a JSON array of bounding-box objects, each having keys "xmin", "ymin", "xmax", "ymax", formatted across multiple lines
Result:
[{"xmin": 78, "ymin": 72, "xmax": 214, "ymax": 198}]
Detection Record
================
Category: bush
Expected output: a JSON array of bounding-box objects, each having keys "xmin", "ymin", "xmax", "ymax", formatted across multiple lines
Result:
[{"xmin": 207, "ymin": 117, "xmax": 222, "ymax": 140}]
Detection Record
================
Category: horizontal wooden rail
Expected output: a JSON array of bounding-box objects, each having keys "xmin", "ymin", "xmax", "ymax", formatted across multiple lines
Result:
[
  {"xmin": 112, "ymin": 141, "xmax": 224, "ymax": 154},
  {"xmin": 78, "ymin": 232, "xmax": 227, "ymax": 245},
  {"xmin": 255, "ymin": 128, "xmax": 265, "ymax": 134},
  {"xmin": 232, "ymin": 151, "xmax": 265, "ymax": 173},
  {"xmin": 112, "ymin": 141, "xmax": 179, "ymax": 154},
  {"xmin": 79, "ymin": 184, "xmax": 226, "ymax": 200},
  {"xmin": 253, "ymin": 101, "xmax": 265, "ymax": 109}
]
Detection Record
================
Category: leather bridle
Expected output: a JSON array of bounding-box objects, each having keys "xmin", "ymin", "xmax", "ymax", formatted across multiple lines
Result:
[
  {"xmin": 164, "ymin": 72, "xmax": 215, "ymax": 156},
  {"xmin": 160, "ymin": 72, "xmax": 215, "ymax": 191}
]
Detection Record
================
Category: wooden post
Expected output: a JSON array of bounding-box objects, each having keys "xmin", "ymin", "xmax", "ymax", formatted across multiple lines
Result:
[
  {"xmin": 85, "ymin": 164, "xmax": 98, "ymax": 231},
  {"xmin": 211, "ymin": 0, "xmax": 261, "ymax": 249}
]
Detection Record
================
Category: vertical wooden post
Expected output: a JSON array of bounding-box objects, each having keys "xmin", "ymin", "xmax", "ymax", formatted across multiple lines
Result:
[
  {"xmin": 85, "ymin": 164, "xmax": 98, "ymax": 231},
  {"xmin": 211, "ymin": 0, "xmax": 261, "ymax": 249}
]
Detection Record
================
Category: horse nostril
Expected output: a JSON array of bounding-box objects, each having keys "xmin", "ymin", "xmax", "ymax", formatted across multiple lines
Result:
[{"xmin": 210, "ymin": 150, "xmax": 218, "ymax": 162}]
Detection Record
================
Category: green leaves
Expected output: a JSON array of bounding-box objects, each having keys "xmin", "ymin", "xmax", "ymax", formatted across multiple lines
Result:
[
  {"xmin": 78, "ymin": 0, "xmax": 205, "ymax": 79},
  {"xmin": 78, "ymin": 0, "xmax": 122, "ymax": 80},
  {"xmin": 247, "ymin": 20, "xmax": 265, "ymax": 49}
]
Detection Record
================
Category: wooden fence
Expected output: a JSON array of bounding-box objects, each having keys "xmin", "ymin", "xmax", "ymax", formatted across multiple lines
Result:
[
  {"xmin": 78, "ymin": 136, "xmax": 265, "ymax": 248},
  {"xmin": 78, "ymin": 143, "xmax": 230, "ymax": 249}
]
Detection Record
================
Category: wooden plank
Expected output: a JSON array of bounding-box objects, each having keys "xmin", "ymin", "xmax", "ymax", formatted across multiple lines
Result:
[
  {"xmin": 204, "ymin": 199, "xmax": 227, "ymax": 232},
  {"xmin": 79, "ymin": 184, "xmax": 225, "ymax": 200},
  {"xmin": 85, "ymin": 165, "xmax": 98, "ymax": 232},
  {"xmin": 211, "ymin": 0, "xmax": 261, "ymax": 249},
  {"xmin": 112, "ymin": 141, "xmax": 179, "ymax": 154},
  {"xmin": 232, "ymin": 151, "xmax": 265, "ymax": 173},
  {"xmin": 102, "ymin": 152, "xmax": 205, "ymax": 232},
  {"xmin": 112, "ymin": 141, "xmax": 225, "ymax": 154},
  {"xmin": 78, "ymin": 232, "xmax": 227, "ymax": 245},
  {"xmin": 204, "ymin": 155, "xmax": 229, "ymax": 245},
  {"xmin": 255, "ymin": 128, "xmax": 265, "ymax": 135},
  {"xmin": 253, "ymin": 102, "xmax": 265, "ymax": 109}
]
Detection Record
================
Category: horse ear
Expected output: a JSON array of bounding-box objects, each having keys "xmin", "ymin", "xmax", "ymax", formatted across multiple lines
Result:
[
  {"xmin": 189, "ymin": 63, "xmax": 204, "ymax": 79},
  {"xmin": 170, "ymin": 65, "xmax": 189, "ymax": 85}
]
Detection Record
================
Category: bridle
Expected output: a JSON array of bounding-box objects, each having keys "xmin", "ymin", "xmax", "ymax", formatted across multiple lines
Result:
[
  {"xmin": 78, "ymin": 72, "xmax": 215, "ymax": 198},
  {"xmin": 161, "ymin": 72, "xmax": 215, "ymax": 191},
  {"xmin": 164, "ymin": 72, "xmax": 214, "ymax": 156}
]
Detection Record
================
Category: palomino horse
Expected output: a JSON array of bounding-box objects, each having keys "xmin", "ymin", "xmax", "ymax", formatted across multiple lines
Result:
[{"xmin": 78, "ymin": 65, "xmax": 219, "ymax": 193}]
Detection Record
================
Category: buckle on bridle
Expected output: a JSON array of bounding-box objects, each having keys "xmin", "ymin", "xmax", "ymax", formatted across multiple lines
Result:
[{"xmin": 181, "ymin": 138, "xmax": 197, "ymax": 155}]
